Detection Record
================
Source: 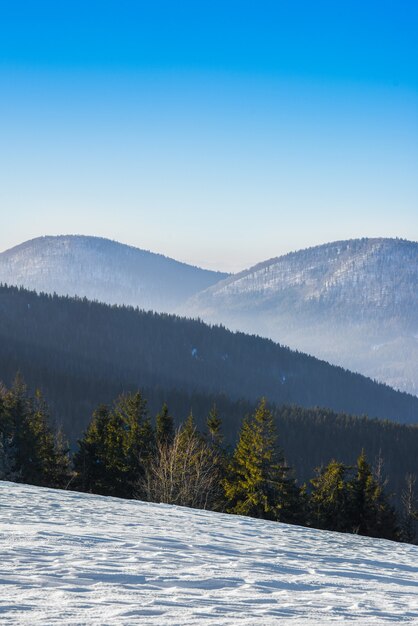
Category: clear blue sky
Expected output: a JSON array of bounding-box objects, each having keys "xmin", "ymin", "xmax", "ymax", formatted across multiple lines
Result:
[{"xmin": 1, "ymin": 1, "xmax": 417, "ymax": 271}]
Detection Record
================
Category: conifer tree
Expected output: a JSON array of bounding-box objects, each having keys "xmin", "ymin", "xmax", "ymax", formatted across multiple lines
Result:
[
  {"xmin": 156, "ymin": 402, "xmax": 174, "ymax": 446},
  {"xmin": 181, "ymin": 411, "xmax": 197, "ymax": 441},
  {"xmin": 400, "ymin": 474, "xmax": 418, "ymax": 543},
  {"xmin": 310, "ymin": 460, "xmax": 351, "ymax": 532},
  {"xmin": 52, "ymin": 427, "xmax": 72, "ymax": 488},
  {"xmin": 175, "ymin": 412, "xmax": 200, "ymax": 473},
  {"xmin": 74, "ymin": 393, "xmax": 155, "ymax": 498},
  {"xmin": 27, "ymin": 389, "xmax": 71, "ymax": 487},
  {"xmin": 223, "ymin": 399, "xmax": 300, "ymax": 521},
  {"xmin": 348, "ymin": 450, "xmax": 398, "ymax": 540},
  {"xmin": 73, "ymin": 404, "xmax": 113, "ymax": 494},
  {"xmin": 4, "ymin": 375, "xmax": 31, "ymax": 480},
  {"xmin": 207, "ymin": 404, "xmax": 223, "ymax": 446},
  {"xmin": 0, "ymin": 385, "xmax": 18, "ymax": 481},
  {"xmin": 113, "ymin": 392, "xmax": 155, "ymax": 498},
  {"xmin": 205, "ymin": 404, "xmax": 228, "ymax": 510},
  {"xmin": 0, "ymin": 378, "xmax": 70, "ymax": 487}
]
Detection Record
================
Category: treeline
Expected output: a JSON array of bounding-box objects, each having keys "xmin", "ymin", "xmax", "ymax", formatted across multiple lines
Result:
[
  {"xmin": 1, "ymin": 368, "xmax": 418, "ymax": 511},
  {"xmin": 1, "ymin": 379, "xmax": 417, "ymax": 544}
]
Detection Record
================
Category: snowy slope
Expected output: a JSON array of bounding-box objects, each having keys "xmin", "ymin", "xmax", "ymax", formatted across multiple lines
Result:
[
  {"xmin": 0, "ymin": 236, "xmax": 228, "ymax": 313},
  {"xmin": 1, "ymin": 482, "xmax": 417, "ymax": 625},
  {"xmin": 182, "ymin": 238, "xmax": 418, "ymax": 395}
]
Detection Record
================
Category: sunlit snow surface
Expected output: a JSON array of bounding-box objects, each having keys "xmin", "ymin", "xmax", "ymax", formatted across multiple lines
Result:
[{"xmin": 1, "ymin": 483, "xmax": 418, "ymax": 625}]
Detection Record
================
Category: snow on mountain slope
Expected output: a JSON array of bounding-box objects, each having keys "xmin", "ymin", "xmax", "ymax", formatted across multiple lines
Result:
[
  {"xmin": 182, "ymin": 238, "xmax": 418, "ymax": 395},
  {"xmin": 1, "ymin": 482, "xmax": 417, "ymax": 625},
  {"xmin": 0, "ymin": 236, "xmax": 228, "ymax": 313}
]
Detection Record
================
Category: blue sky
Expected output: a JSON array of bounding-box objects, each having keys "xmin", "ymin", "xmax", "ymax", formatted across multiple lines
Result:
[{"xmin": 1, "ymin": 1, "xmax": 417, "ymax": 270}]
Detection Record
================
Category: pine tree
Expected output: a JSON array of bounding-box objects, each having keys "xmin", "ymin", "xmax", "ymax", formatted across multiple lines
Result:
[{"xmin": 223, "ymin": 399, "xmax": 301, "ymax": 521}]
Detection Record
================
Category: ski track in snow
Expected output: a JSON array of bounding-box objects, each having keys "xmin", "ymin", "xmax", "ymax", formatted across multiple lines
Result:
[{"xmin": 0, "ymin": 482, "xmax": 418, "ymax": 625}]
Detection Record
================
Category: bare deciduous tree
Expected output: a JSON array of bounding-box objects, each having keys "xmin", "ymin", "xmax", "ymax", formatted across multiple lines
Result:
[{"xmin": 140, "ymin": 427, "xmax": 223, "ymax": 510}]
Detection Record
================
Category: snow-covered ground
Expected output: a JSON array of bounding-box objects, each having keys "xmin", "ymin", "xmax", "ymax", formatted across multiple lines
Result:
[{"xmin": 1, "ymin": 482, "xmax": 417, "ymax": 625}]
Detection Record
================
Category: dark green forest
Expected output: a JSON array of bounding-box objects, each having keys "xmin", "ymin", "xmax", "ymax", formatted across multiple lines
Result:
[
  {"xmin": 1, "ymin": 381, "xmax": 416, "ymax": 543},
  {"xmin": 1, "ymin": 284, "xmax": 418, "ymax": 443}
]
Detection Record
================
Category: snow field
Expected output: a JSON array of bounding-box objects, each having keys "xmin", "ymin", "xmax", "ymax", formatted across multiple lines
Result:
[{"xmin": 0, "ymin": 481, "xmax": 418, "ymax": 625}]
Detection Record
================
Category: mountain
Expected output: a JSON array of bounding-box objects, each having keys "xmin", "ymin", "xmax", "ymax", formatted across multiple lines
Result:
[
  {"xmin": 1, "ymin": 482, "xmax": 417, "ymax": 625},
  {"xmin": 0, "ymin": 235, "xmax": 228, "ymax": 312},
  {"xmin": 4, "ymin": 235, "xmax": 417, "ymax": 396},
  {"xmin": 182, "ymin": 238, "xmax": 418, "ymax": 395}
]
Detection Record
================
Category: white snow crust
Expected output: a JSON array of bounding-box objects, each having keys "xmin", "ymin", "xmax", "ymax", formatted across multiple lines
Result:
[{"xmin": 1, "ymin": 482, "xmax": 418, "ymax": 625}]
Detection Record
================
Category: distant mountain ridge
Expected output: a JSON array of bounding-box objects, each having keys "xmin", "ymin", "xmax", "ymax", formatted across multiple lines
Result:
[
  {"xmin": 2, "ymin": 235, "xmax": 418, "ymax": 395},
  {"xmin": 1, "ymin": 283, "xmax": 418, "ymax": 434},
  {"xmin": 182, "ymin": 237, "xmax": 418, "ymax": 395},
  {"xmin": 0, "ymin": 235, "xmax": 228, "ymax": 312}
]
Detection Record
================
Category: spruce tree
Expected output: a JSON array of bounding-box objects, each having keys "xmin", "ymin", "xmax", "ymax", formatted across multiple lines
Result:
[
  {"xmin": 181, "ymin": 411, "xmax": 197, "ymax": 440},
  {"xmin": 156, "ymin": 403, "xmax": 174, "ymax": 446},
  {"xmin": 348, "ymin": 450, "xmax": 398, "ymax": 540},
  {"xmin": 205, "ymin": 404, "xmax": 228, "ymax": 511},
  {"xmin": 176, "ymin": 412, "xmax": 199, "ymax": 472},
  {"xmin": 0, "ymin": 379, "xmax": 70, "ymax": 488},
  {"xmin": 310, "ymin": 460, "xmax": 351, "ymax": 532},
  {"xmin": 207, "ymin": 404, "xmax": 222, "ymax": 446},
  {"xmin": 74, "ymin": 393, "xmax": 155, "ymax": 498},
  {"xmin": 51, "ymin": 427, "xmax": 72, "ymax": 488},
  {"xmin": 113, "ymin": 392, "xmax": 155, "ymax": 498},
  {"xmin": 223, "ymin": 399, "xmax": 301, "ymax": 521},
  {"xmin": 4, "ymin": 375, "xmax": 31, "ymax": 481},
  {"xmin": 400, "ymin": 474, "xmax": 418, "ymax": 543},
  {"xmin": 73, "ymin": 404, "xmax": 113, "ymax": 494},
  {"xmin": 0, "ymin": 386, "xmax": 18, "ymax": 481},
  {"xmin": 26, "ymin": 389, "xmax": 70, "ymax": 487}
]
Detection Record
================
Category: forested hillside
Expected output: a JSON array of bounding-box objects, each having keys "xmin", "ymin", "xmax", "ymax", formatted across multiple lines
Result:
[{"xmin": 1, "ymin": 285, "xmax": 418, "ymax": 433}]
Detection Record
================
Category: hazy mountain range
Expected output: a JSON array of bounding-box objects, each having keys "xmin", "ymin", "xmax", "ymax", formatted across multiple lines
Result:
[
  {"xmin": 182, "ymin": 238, "xmax": 418, "ymax": 395},
  {"xmin": 1, "ymin": 235, "xmax": 417, "ymax": 395},
  {"xmin": 0, "ymin": 235, "xmax": 227, "ymax": 313}
]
